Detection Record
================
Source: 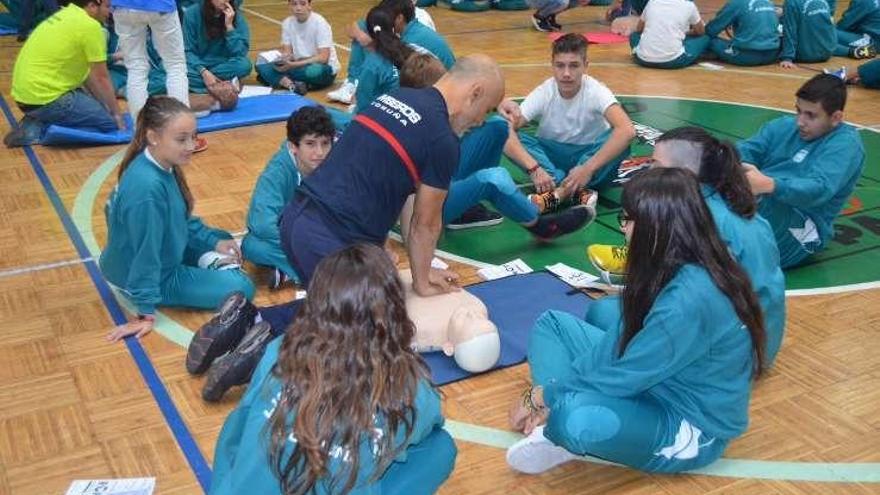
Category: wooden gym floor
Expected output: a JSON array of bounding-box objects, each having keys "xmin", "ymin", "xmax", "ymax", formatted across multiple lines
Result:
[{"xmin": 0, "ymin": 1, "xmax": 878, "ymax": 493}]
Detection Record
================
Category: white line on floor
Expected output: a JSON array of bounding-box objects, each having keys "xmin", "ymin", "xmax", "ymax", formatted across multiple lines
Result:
[{"xmin": 0, "ymin": 257, "xmax": 93, "ymax": 278}]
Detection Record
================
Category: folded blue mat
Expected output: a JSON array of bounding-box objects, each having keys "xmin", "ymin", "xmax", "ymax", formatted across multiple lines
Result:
[
  {"xmin": 423, "ymin": 272, "xmax": 591, "ymax": 386},
  {"xmin": 40, "ymin": 93, "xmax": 316, "ymax": 146}
]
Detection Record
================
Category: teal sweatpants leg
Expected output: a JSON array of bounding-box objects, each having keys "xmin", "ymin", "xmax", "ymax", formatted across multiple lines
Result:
[
  {"xmin": 544, "ymin": 387, "xmax": 729, "ymax": 472},
  {"xmin": 290, "ymin": 63, "xmax": 336, "ymax": 90},
  {"xmin": 527, "ymin": 310, "xmax": 607, "ymax": 386},
  {"xmin": 583, "ymin": 295, "xmax": 622, "ymax": 333},
  {"xmin": 160, "ymin": 265, "xmax": 256, "ymax": 310},
  {"xmin": 633, "ymin": 35, "xmax": 709, "ymax": 68},
  {"xmin": 574, "ymin": 128, "xmax": 629, "ymax": 188},
  {"xmin": 835, "ymin": 29, "xmax": 869, "ymax": 57},
  {"xmin": 709, "ymin": 38, "xmax": 779, "ymax": 66},
  {"xmin": 346, "ymin": 33, "xmax": 367, "ymax": 83},
  {"xmin": 518, "ymin": 133, "xmax": 590, "ymax": 184},
  {"xmin": 187, "ymin": 57, "xmax": 253, "ymax": 93},
  {"xmin": 255, "ymin": 62, "xmax": 285, "ymax": 87},
  {"xmin": 379, "ymin": 427, "xmax": 457, "ymax": 495},
  {"xmin": 443, "ymin": 167, "xmax": 540, "ymax": 224},
  {"xmin": 858, "ymin": 59, "xmax": 880, "ymax": 88},
  {"xmin": 456, "ymin": 116, "xmax": 509, "ymax": 179},
  {"xmin": 241, "ymin": 234, "xmax": 301, "ymax": 283},
  {"xmin": 757, "ymin": 197, "xmax": 819, "ymax": 269}
]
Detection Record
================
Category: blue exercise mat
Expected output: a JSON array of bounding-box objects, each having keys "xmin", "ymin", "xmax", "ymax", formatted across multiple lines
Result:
[
  {"xmin": 423, "ymin": 272, "xmax": 591, "ymax": 386},
  {"xmin": 40, "ymin": 93, "xmax": 316, "ymax": 146}
]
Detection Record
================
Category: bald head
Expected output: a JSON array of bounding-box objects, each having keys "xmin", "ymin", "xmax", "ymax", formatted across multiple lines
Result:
[{"xmin": 435, "ymin": 54, "xmax": 505, "ymax": 135}]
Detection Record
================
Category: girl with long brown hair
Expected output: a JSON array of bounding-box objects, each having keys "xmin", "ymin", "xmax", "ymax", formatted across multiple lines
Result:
[
  {"xmin": 210, "ymin": 243, "xmax": 456, "ymax": 495},
  {"xmin": 506, "ymin": 168, "xmax": 766, "ymax": 475},
  {"xmin": 100, "ymin": 96, "xmax": 254, "ymax": 342}
]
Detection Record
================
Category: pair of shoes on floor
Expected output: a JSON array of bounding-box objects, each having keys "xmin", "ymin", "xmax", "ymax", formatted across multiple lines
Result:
[
  {"xmin": 531, "ymin": 13, "xmax": 561, "ymax": 32},
  {"xmin": 327, "ymin": 79, "xmax": 357, "ymax": 104},
  {"xmin": 447, "ymin": 203, "xmax": 503, "ymax": 230},
  {"xmin": 529, "ymin": 189, "xmax": 598, "ymax": 215},
  {"xmin": 851, "ymin": 44, "xmax": 877, "ymax": 60},
  {"xmin": 185, "ymin": 292, "xmax": 272, "ymax": 402},
  {"xmin": 507, "ymin": 425, "xmax": 579, "ymax": 474}
]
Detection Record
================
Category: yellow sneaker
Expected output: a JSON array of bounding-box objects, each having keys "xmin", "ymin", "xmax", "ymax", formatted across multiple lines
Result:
[{"xmin": 587, "ymin": 244, "xmax": 628, "ymax": 275}]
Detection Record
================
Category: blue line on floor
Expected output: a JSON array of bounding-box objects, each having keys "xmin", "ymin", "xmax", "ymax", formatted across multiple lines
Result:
[{"xmin": 0, "ymin": 96, "xmax": 212, "ymax": 492}]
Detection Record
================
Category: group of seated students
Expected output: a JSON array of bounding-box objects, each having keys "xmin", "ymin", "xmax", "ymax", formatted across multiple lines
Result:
[{"xmin": 92, "ymin": 12, "xmax": 866, "ymax": 486}]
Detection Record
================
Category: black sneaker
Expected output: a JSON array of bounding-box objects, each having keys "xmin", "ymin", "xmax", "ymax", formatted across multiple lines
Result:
[
  {"xmin": 851, "ymin": 45, "xmax": 877, "ymax": 59},
  {"xmin": 531, "ymin": 14, "xmax": 555, "ymax": 32},
  {"xmin": 185, "ymin": 292, "xmax": 257, "ymax": 375},
  {"xmin": 526, "ymin": 207, "xmax": 594, "ymax": 241},
  {"xmin": 447, "ymin": 204, "xmax": 504, "ymax": 230},
  {"xmin": 202, "ymin": 321, "xmax": 273, "ymax": 402},
  {"xmin": 547, "ymin": 14, "xmax": 562, "ymax": 31}
]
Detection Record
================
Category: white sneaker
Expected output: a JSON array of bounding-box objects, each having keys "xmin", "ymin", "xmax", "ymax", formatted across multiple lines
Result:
[
  {"xmin": 506, "ymin": 426, "xmax": 578, "ymax": 474},
  {"xmin": 327, "ymin": 80, "xmax": 357, "ymax": 104},
  {"xmin": 193, "ymin": 110, "xmax": 211, "ymax": 119}
]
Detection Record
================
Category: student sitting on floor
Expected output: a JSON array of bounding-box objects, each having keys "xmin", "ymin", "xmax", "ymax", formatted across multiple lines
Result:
[
  {"xmin": 526, "ymin": 0, "xmax": 591, "ymax": 33},
  {"xmin": 705, "ymin": 0, "xmax": 781, "ymax": 66},
  {"xmin": 157, "ymin": 0, "xmax": 252, "ymax": 110},
  {"xmin": 738, "ymin": 74, "xmax": 865, "ymax": 268},
  {"xmin": 506, "ymin": 167, "xmax": 768, "ymax": 475},
  {"xmin": 101, "ymin": 96, "xmax": 255, "ymax": 342},
  {"xmin": 210, "ymin": 244, "xmax": 456, "ymax": 495},
  {"xmin": 105, "ymin": 14, "xmax": 128, "ymax": 97},
  {"xmin": 590, "ymin": 126, "xmax": 786, "ymax": 366},
  {"xmin": 778, "ymin": 0, "xmax": 836, "ymax": 68},
  {"xmin": 351, "ymin": 5, "xmax": 413, "ymax": 115},
  {"xmin": 833, "ymin": 0, "xmax": 879, "ymax": 60},
  {"xmin": 242, "ymin": 106, "xmax": 335, "ymax": 290},
  {"xmin": 847, "ymin": 58, "xmax": 880, "ymax": 87},
  {"xmin": 255, "ymin": 0, "xmax": 340, "ymax": 94},
  {"xmin": 399, "ymin": 53, "xmax": 596, "ymax": 238},
  {"xmin": 629, "ymin": 0, "xmax": 710, "ymax": 69},
  {"xmin": 5, "ymin": 0, "xmax": 125, "ymax": 147},
  {"xmin": 328, "ymin": 0, "xmax": 454, "ymax": 105},
  {"xmin": 500, "ymin": 34, "xmax": 635, "ymax": 209}
]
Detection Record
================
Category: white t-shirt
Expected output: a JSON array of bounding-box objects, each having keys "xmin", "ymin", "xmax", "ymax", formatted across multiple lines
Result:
[
  {"xmin": 635, "ymin": 0, "xmax": 701, "ymax": 63},
  {"xmin": 415, "ymin": 7, "xmax": 436, "ymax": 31},
  {"xmin": 520, "ymin": 75, "xmax": 618, "ymax": 145},
  {"xmin": 281, "ymin": 12, "xmax": 340, "ymax": 74}
]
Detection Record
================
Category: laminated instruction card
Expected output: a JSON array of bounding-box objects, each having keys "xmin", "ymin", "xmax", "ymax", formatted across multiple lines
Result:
[{"xmin": 65, "ymin": 478, "xmax": 156, "ymax": 495}]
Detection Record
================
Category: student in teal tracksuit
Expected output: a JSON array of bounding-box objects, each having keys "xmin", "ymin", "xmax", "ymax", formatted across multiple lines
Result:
[
  {"xmin": 507, "ymin": 168, "xmax": 767, "ymax": 475},
  {"xmin": 705, "ymin": 0, "xmax": 781, "ymax": 66},
  {"xmin": 178, "ymin": 0, "xmax": 251, "ymax": 94},
  {"xmin": 834, "ymin": 0, "xmax": 880, "ymax": 57},
  {"xmin": 242, "ymin": 106, "xmax": 335, "ymax": 289},
  {"xmin": 105, "ymin": 18, "xmax": 127, "ymax": 95},
  {"xmin": 329, "ymin": 0, "xmax": 454, "ymax": 106},
  {"xmin": 738, "ymin": 74, "xmax": 865, "ymax": 268},
  {"xmin": 101, "ymin": 96, "xmax": 254, "ymax": 342},
  {"xmin": 349, "ymin": 7, "xmax": 405, "ymax": 116},
  {"xmin": 852, "ymin": 58, "xmax": 880, "ymax": 87},
  {"xmin": 779, "ymin": 0, "xmax": 836, "ymax": 67},
  {"xmin": 210, "ymin": 244, "xmax": 456, "ymax": 495},
  {"xmin": 587, "ymin": 127, "xmax": 786, "ymax": 367}
]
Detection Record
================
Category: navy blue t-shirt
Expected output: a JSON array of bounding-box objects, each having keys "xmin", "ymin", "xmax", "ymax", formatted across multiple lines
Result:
[{"xmin": 300, "ymin": 87, "xmax": 460, "ymax": 244}]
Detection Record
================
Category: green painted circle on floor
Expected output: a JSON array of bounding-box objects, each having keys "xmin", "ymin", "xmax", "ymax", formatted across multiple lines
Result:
[{"xmin": 439, "ymin": 96, "xmax": 880, "ymax": 293}]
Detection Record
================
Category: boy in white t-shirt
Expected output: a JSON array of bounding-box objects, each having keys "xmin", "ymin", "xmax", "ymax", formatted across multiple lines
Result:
[
  {"xmin": 499, "ymin": 34, "xmax": 635, "ymax": 206},
  {"xmin": 629, "ymin": 0, "xmax": 710, "ymax": 69},
  {"xmin": 255, "ymin": 0, "xmax": 340, "ymax": 93}
]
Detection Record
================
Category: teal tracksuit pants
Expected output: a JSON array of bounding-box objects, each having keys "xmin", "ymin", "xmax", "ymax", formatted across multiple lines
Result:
[
  {"xmin": 528, "ymin": 310, "xmax": 729, "ymax": 473},
  {"xmin": 518, "ymin": 128, "xmax": 630, "ymax": 189}
]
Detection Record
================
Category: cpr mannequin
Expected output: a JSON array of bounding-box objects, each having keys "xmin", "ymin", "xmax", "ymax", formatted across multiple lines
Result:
[{"xmin": 400, "ymin": 270, "xmax": 501, "ymax": 373}]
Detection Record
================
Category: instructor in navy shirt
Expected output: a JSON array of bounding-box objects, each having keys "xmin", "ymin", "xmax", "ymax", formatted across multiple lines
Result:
[{"xmin": 280, "ymin": 54, "xmax": 505, "ymax": 296}]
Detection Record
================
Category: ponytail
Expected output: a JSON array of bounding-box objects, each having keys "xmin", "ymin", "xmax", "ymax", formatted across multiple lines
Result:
[
  {"xmin": 656, "ymin": 126, "xmax": 756, "ymax": 219},
  {"xmin": 118, "ymin": 96, "xmax": 195, "ymax": 215},
  {"xmin": 366, "ymin": 6, "xmax": 414, "ymax": 70}
]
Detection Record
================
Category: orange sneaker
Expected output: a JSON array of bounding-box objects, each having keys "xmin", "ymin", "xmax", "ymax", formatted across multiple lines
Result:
[{"xmin": 528, "ymin": 191, "xmax": 560, "ymax": 214}]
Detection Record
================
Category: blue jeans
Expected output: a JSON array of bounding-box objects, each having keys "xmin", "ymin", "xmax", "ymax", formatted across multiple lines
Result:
[
  {"xmin": 444, "ymin": 117, "xmax": 539, "ymax": 224},
  {"xmin": 17, "ymin": 88, "xmax": 117, "ymax": 145}
]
